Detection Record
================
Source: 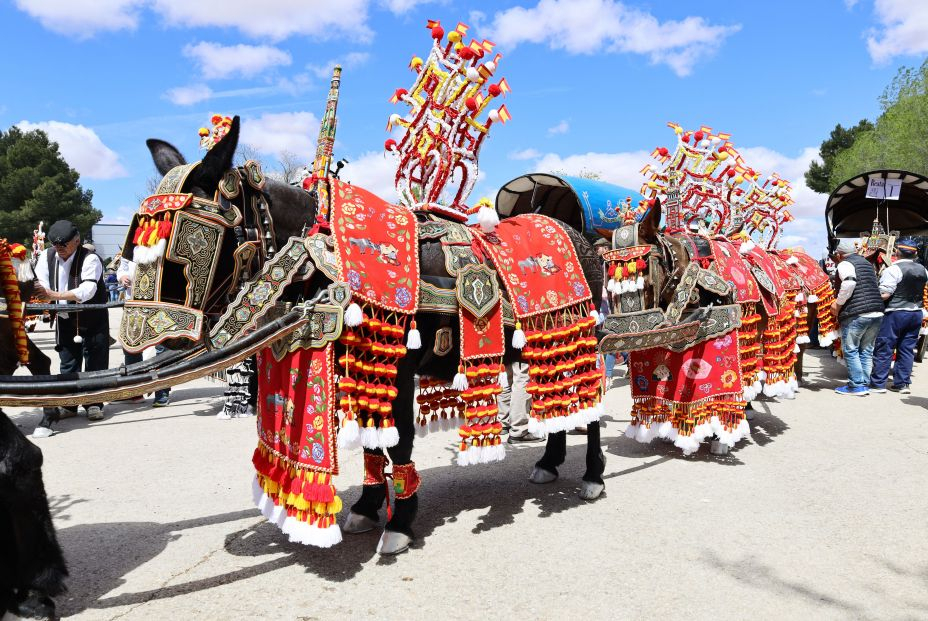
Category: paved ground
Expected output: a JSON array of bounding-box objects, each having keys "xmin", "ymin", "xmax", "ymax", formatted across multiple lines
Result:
[{"xmin": 6, "ymin": 318, "xmax": 928, "ymax": 620}]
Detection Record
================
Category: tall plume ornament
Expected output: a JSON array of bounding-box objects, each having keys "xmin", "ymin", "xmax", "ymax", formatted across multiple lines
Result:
[
  {"xmin": 312, "ymin": 66, "xmax": 342, "ymax": 220},
  {"xmin": 640, "ymin": 123, "xmax": 795, "ymax": 250},
  {"xmin": 386, "ymin": 20, "xmax": 511, "ymax": 222}
]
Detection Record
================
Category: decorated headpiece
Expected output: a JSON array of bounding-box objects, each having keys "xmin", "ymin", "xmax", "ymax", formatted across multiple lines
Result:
[
  {"xmin": 198, "ymin": 114, "xmax": 233, "ymax": 150},
  {"xmin": 385, "ymin": 19, "xmax": 512, "ymax": 220},
  {"xmin": 640, "ymin": 123, "xmax": 794, "ymax": 249}
]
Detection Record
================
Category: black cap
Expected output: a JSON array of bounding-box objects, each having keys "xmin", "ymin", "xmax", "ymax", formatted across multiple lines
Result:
[{"xmin": 47, "ymin": 220, "xmax": 79, "ymax": 245}]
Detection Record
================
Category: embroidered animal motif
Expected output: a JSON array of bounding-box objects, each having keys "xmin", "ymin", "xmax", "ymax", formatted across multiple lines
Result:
[
  {"xmin": 518, "ymin": 253, "xmax": 560, "ymax": 276},
  {"xmin": 653, "ymin": 364, "xmax": 672, "ymax": 381},
  {"xmin": 349, "ymin": 237, "xmax": 401, "ymax": 265}
]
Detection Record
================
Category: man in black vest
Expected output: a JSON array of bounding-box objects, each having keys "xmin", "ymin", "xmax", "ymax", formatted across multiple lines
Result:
[
  {"xmin": 33, "ymin": 220, "xmax": 109, "ymax": 424},
  {"xmin": 870, "ymin": 238, "xmax": 928, "ymax": 394},
  {"xmin": 831, "ymin": 238, "xmax": 884, "ymax": 396}
]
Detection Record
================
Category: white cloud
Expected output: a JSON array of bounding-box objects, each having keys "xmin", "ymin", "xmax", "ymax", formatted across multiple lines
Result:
[
  {"xmin": 509, "ymin": 148, "xmax": 542, "ymax": 160},
  {"xmin": 528, "ymin": 150, "xmax": 653, "ymax": 189},
  {"xmin": 240, "ymin": 112, "xmax": 320, "ymax": 156},
  {"xmin": 520, "ymin": 144, "xmax": 828, "ymax": 251},
  {"xmin": 481, "ymin": 0, "xmax": 740, "ymax": 76},
  {"xmin": 339, "ymin": 151, "xmax": 400, "ymax": 203},
  {"xmin": 379, "ymin": 0, "xmax": 435, "ymax": 14},
  {"xmin": 866, "ymin": 0, "xmax": 928, "ymax": 63},
  {"xmin": 16, "ymin": 120, "xmax": 128, "ymax": 179},
  {"xmin": 547, "ymin": 120, "xmax": 569, "ymax": 135},
  {"xmin": 151, "ymin": 0, "xmax": 373, "ymax": 41},
  {"xmin": 183, "ymin": 42, "xmax": 291, "ymax": 79},
  {"xmin": 307, "ymin": 51, "xmax": 371, "ymax": 79},
  {"xmin": 164, "ymin": 84, "xmax": 214, "ymax": 105},
  {"xmin": 13, "ymin": 0, "xmax": 143, "ymax": 37},
  {"xmin": 16, "ymin": 0, "xmax": 372, "ymax": 41}
]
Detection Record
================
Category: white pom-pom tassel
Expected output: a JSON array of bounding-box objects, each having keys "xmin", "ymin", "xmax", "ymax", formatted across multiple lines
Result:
[
  {"xmin": 739, "ymin": 239, "xmax": 756, "ymax": 254},
  {"xmin": 636, "ymin": 275, "xmax": 644, "ymax": 290},
  {"xmin": 452, "ymin": 368, "xmax": 468, "ymax": 391},
  {"xmin": 607, "ymin": 279, "xmax": 616, "ymax": 293},
  {"xmin": 807, "ymin": 294, "xmax": 819, "ymax": 303},
  {"xmin": 590, "ymin": 309, "xmax": 600, "ymax": 323},
  {"xmin": 73, "ymin": 334, "xmax": 83, "ymax": 343},
  {"xmin": 477, "ymin": 203, "xmax": 500, "ymax": 233},
  {"xmin": 785, "ymin": 256, "xmax": 799, "ymax": 265},
  {"xmin": 406, "ymin": 320, "xmax": 421, "ymax": 350},
  {"xmin": 337, "ymin": 418, "xmax": 360, "ymax": 449},
  {"xmin": 795, "ymin": 292, "xmax": 805, "ymax": 303},
  {"xmin": 512, "ymin": 322, "xmax": 526, "ymax": 349},
  {"xmin": 345, "ymin": 302, "xmax": 363, "ymax": 327}
]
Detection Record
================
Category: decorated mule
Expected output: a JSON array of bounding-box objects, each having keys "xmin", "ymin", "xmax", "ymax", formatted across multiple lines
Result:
[
  {"xmin": 597, "ymin": 124, "xmax": 837, "ymax": 455},
  {"xmin": 121, "ymin": 21, "xmax": 607, "ymax": 555},
  {"xmin": 0, "ymin": 241, "xmax": 68, "ymax": 620}
]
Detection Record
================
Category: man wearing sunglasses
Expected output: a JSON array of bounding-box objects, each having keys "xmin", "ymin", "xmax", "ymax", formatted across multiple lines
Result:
[{"xmin": 33, "ymin": 220, "xmax": 110, "ymax": 425}]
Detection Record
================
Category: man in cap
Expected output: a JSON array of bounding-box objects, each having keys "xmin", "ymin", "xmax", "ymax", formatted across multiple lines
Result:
[
  {"xmin": 33, "ymin": 220, "xmax": 109, "ymax": 425},
  {"xmin": 831, "ymin": 238, "xmax": 884, "ymax": 396},
  {"xmin": 869, "ymin": 238, "xmax": 928, "ymax": 394}
]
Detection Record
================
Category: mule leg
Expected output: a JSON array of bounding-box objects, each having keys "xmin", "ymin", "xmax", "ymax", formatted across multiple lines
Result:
[
  {"xmin": 580, "ymin": 421, "xmax": 606, "ymax": 500},
  {"xmin": 795, "ymin": 349, "xmax": 804, "ymax": 386},
  {"xmin": 531, "ymin": 430, "xmax": 567, "ymax": 483},
  {"xmin": 383, "ymin": 357, "xmax": 418, "ymax": 540},
  {"xmin": 345, "ymin": 449, "xmax": 388, "ymax": 533}
]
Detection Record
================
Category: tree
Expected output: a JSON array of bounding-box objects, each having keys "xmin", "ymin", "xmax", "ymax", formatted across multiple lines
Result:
[
  {"xmin": 0, "ymin": 126, "xmax": 102, "ymax": 244},
  {"xmin": 804, "ymin": 119, "xmax": 874, "ymax": 193},
  {"xmin": 827, "ymin": 59, "xmax": 928, "ymax": 187}
]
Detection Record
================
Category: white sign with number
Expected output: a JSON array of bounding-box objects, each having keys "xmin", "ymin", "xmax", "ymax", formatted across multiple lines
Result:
[{"xmin": 866, "ymin": 177, "xmax": 902, "ymax": 200}]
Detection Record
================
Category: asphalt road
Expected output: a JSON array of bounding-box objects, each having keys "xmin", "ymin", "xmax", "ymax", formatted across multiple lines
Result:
[{"xmin": 5, "ymin": 318, "xmax": 928, "ymax": 620}]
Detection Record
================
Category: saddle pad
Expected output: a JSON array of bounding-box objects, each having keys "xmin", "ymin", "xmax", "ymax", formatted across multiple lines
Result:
[
  {"xmin": 780, "ymin": 249, "xmax": 830, "ymax": 292},
  {"xmin": 330, "ymin": 179, "xmax": 419, "ymax": 314},
  {"xmin": 629, "ymin": 331, "xmax": 743, "ymax": 404},
  {"xmin": 475, "ymin": 214, "xmax": 591, "ymax": 318},
  {"xmin": 709, "ymin": 239, "xmax": 761, "ymax": 303}
]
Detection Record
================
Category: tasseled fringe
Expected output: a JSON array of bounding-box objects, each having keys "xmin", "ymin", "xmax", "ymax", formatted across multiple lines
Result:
[
  {"xmin": 527, "ymin": 404, "xmax": 603, "ymax": 436},
  {"xmin": 337, "ymin": 417, "xmax": 361, "ymax": 450},
  {"xmin": 452, "ymin": 370, "xmax": 468, "ymax": 391},
  {"xmin": 512, "ymin": 321, "xmax": 526, "ymax": 349},
  {"xmin": 344, "ymin": 303, "xmax": 363, "ymax": 327},
  {"xmin": 406, "ymin": 320, "xmax": 422, "ymax": 350},
  {"xmin": 477, "ymin": 204, "xmax": 500, "ymax": 233}
]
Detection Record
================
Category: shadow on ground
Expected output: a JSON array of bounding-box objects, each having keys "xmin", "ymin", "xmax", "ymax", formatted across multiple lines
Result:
[{"xmin": 56, "ymin": 440, "xmax": 629, "ymax": 615}]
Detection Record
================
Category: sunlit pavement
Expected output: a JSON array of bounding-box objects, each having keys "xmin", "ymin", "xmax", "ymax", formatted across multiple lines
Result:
[{"xmin": 7, "ymin": 318, "xmax": 928, "ymax": 620}]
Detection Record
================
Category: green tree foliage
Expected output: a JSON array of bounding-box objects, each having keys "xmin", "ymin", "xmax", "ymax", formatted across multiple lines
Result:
[
  {"xmin": 0, "ymin": 126, "xmax": 102, "ymax": 244},
  {"xmin": 827, "ymin": 60, "xmax": 928, "ymax": 189},
  {"xmin": 804, "ymin": 119, "xmax": 874, "ymax": 193}
]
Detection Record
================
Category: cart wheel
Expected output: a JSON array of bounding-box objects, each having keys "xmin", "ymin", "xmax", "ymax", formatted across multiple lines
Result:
[{"xmin": 916, "ymin": 334, "xmax": 927, "ymax": 363}]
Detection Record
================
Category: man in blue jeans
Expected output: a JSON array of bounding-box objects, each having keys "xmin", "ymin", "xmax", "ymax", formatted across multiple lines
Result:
[
  {"xmin": 870, "ymin": 239, "xmax": 928, "ymax": 394},
  {"xmin": 831, "ymin": 239, "xmax": 884, "ymax": 396}
]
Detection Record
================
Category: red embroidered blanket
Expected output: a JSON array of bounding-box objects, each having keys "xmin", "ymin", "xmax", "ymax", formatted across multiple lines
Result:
[
  {"xmin": 330, "ymin": 179, "xmax": 419, "ymax": 314},
  {"xmin": 630, "ymin": 332, "xmax": 743, "ymax": 404},
  {"xmin": 781, "ymin": 249, "xmax": 830, "ymax": 292},
  {"xmin": 253, "ymin": 345, "xmax": 341, "ymax": 546},
  {"xmin": 475, "ymin": 214, "xmax": 591, "ymax": 317},
  {"xmin": 709, "ymin": 239, "xmax": 760, "ymax": 303}
]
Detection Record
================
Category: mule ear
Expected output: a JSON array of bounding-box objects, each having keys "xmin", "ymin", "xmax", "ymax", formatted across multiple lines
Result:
[
  {"xmin": 639, "ymin": 197, "xmax": 662, "ymax": 244},
  {"xmin": 197, "ymin": 116, "xmax": 240, "ymax": 194},
  {"xmin": 147, "ymin": 139, "xmax": 187, "ymax": 177}
]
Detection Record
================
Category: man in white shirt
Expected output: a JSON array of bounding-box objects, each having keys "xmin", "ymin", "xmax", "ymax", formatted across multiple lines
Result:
[
  {"xmin": 33, "ymin": 220, "xmax": 109, "ymax": 422},
  {"xmin": 869, "ymin": 239, "xmax": 928, "ymax": 394},
  {"xmin": 830, "ymin": 238, "xmax": 884, "ymax": 396}
]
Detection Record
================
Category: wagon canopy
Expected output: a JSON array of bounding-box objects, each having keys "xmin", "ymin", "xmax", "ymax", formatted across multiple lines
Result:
[
  {"xmin": 826, "ymin": 169, "xmax": 928, "ymax": 241},
  {"xmin": 496, "ymin": 174, "xmax": 646, "ymax": 239}
]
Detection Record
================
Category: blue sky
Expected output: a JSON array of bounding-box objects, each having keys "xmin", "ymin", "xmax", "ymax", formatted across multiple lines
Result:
[{"xmin": 2, "ymin": 0, "xmax": 927, "ymax": 254}]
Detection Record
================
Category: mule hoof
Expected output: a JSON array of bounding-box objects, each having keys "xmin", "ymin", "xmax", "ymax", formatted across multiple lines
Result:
[
  {"xmin": 32, "ymin": 426, "xmax": 54, "ymax": 439},
  {"xmin": 529, "ymin": 466, "xmax": 557, "ymax": 484},
  {"xmin": 579, "ymin": 480, "xmax": 604, "ymax": 501},
  {"xmin": 710, "ymin": 440, "xmax": 730, "ymax": 456},
  {"xmin": 377, "ymin": 530, "xmax": 412, "ymax": 555},
  {"xmin": 343, "ymin": 511, "xmax": 378, "ymax": 534}
]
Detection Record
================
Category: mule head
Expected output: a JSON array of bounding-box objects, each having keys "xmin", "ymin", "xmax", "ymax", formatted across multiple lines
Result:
[{"xmin": 121, "ymin": 116, "xmax": 309, "ymax": 353}]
